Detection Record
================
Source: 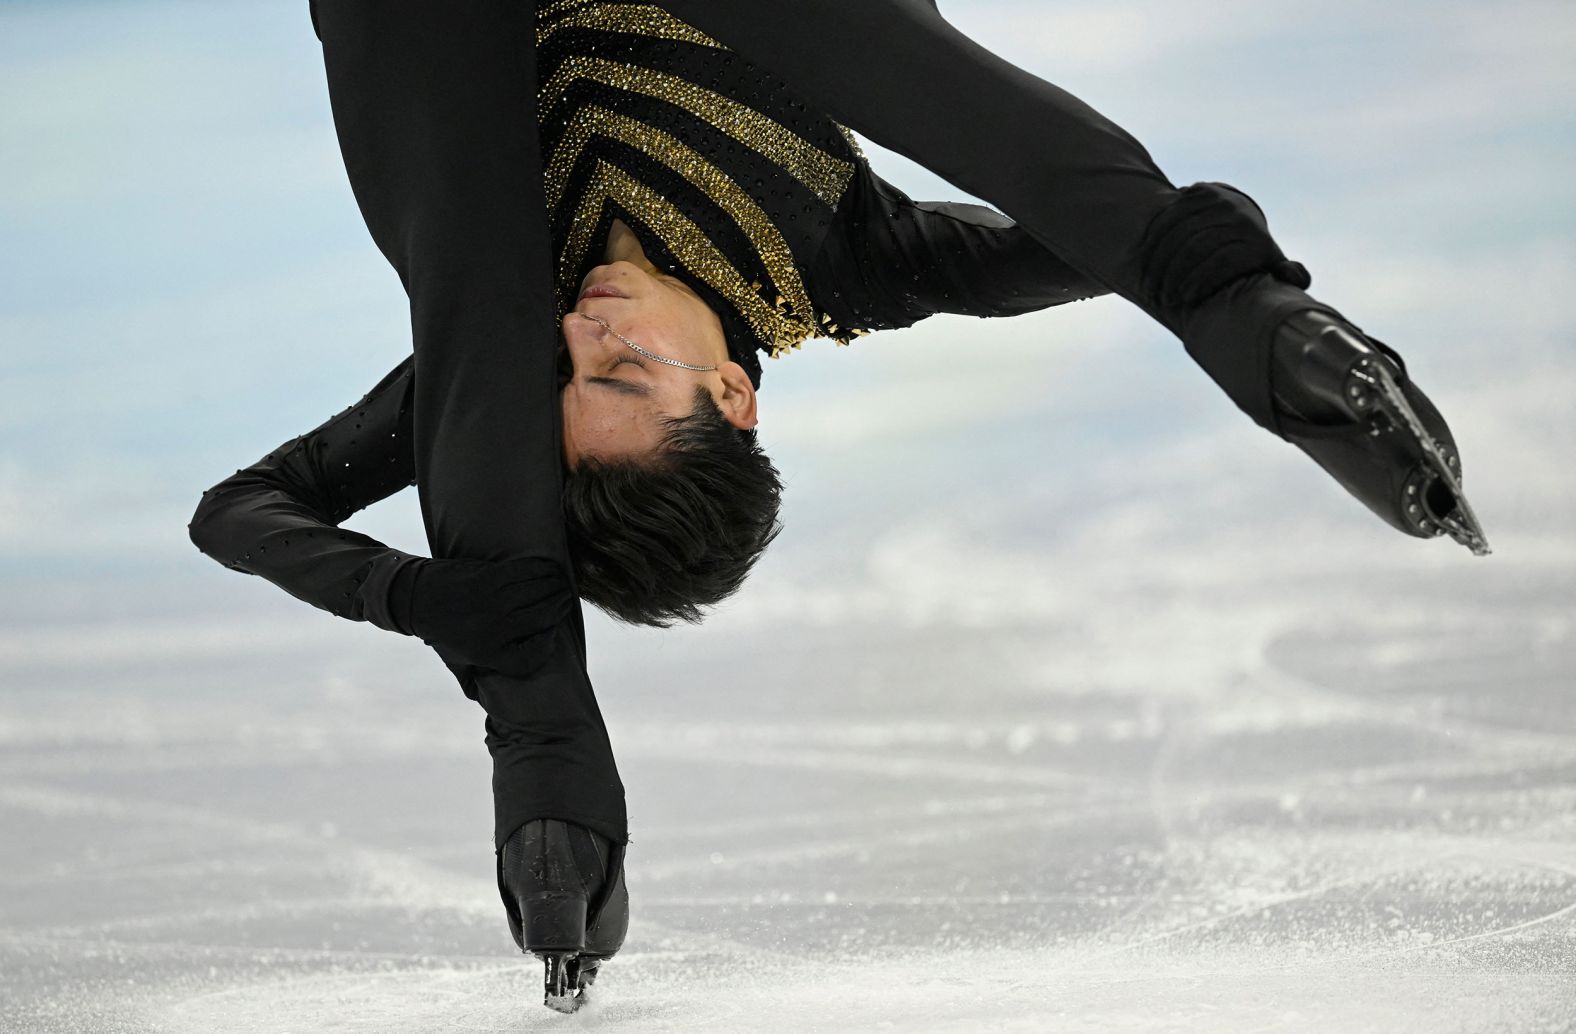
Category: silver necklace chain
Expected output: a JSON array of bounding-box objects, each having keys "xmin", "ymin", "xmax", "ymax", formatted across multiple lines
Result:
[{"xmin": 571, "ymin": 312, "xmax": 719, "ymax": 372}]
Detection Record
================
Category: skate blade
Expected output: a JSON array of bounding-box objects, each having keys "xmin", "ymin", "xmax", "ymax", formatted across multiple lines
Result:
[
  {"xmin": 543, "ymin": 991, "xmax": 584, "ymax": 1015},
  {"xmin": 539, "ymin": 952, "xmax": 589, "ymax": 1014},
  {"xmin": 1346, "ymin": 349, "xmax": 1491, "ymax": 557}
]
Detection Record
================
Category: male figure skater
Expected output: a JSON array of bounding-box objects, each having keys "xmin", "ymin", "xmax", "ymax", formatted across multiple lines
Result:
[{"xmin": 189, "ymin": 0, "xmax": 1487, "ymax": 1012}]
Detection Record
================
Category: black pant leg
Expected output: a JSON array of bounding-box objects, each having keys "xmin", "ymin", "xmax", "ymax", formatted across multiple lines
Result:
[
  {"xmin": 658, "ymin": 0, "xmax": 1182, "ymax": 308},
  {"xmin": 314, "ymin": 1, "xmax": 563, "ymax": 546},
  {"xmin": 312, "ymin": 1, "xmax": 627, "ymax": 854}
]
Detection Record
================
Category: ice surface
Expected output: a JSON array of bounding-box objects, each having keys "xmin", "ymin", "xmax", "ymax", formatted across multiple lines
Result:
[{"xmin": 5, "ymin": 411, "xmax": 1576, "ymax": 1032}]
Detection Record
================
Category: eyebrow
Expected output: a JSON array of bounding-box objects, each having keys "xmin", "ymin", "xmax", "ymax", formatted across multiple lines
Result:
[{"xmin": 586, "ymin": 376, "xmax": 654, "ymax": 398}]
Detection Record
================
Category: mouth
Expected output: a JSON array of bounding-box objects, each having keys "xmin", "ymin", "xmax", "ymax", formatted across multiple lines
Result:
[{"xmin": 578, "ymin": 284, "xmax": 627, "ymax": 301}]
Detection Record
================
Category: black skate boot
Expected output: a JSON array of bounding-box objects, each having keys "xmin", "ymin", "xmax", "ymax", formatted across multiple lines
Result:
[
  {"xmin": 1140, "ymin": 182, "xmax": 1489, "ymax": 555},
  {"xmin": 499, "ymin": 819, "xmax": 629, "ymax": 1014},
  {"xmin": 1181, "ymin": 271, "xmax": 1490, "ymax": 555}
]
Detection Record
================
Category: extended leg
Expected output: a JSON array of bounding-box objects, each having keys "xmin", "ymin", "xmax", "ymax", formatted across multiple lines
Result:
[
  {"xmin": 657, "ymin": 0, "xmax": 1200, "ymax": 313},
  {"xmin": 660, "ymin": 0, "xmax": 1487, "ymax": 551}
]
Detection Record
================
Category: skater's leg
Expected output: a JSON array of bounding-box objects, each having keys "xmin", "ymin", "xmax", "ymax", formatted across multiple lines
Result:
[
  {"xmin": 657, "ymin": 0, "xmax": 1294, "ymax": 325},
  {"xmin": 313, "ymin": 0, "xmax": 628, "ymax": 844},
  {"xmin": 660, "ymin": 1, "xmax": 1485, "ymax": 550},
  {"xmin": 314, "ymin": 0, "xmax": 562, "ymax": 552}
]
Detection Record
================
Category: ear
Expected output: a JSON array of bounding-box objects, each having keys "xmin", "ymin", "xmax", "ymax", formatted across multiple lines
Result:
[{"xmin": 714, "ymin": 360, "xmax": 759, "ymax": 430}]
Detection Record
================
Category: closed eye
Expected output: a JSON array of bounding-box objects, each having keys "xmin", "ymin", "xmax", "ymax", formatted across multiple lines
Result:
[{"xmin": 586, "ymin": 373, "xmax": 652, "ymax": 397}]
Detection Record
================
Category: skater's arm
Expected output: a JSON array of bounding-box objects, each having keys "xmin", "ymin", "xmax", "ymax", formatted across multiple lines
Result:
[
  {"xmin": 187, "ymin": 358, "xmax": 420, "ymax": 633},
  {"xmin": 810, "ymin": 168, "xmax": 1107, "ymax": 334},
  {"xmin": 188, "ymin": 356, "xmax": 576, "ymax": 679}
]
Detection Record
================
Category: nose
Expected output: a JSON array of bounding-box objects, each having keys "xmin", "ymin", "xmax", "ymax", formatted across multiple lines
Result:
[
  {"xmin": 564, "ymin": 308, "xmax": 607, "ymax": 338},
  {"xmin": 560, "ymin": 310, "xmax": 622, "ymax": 381},
  {"xmin": 565, "ymin": 309, "xmax": 627, "ymax": 356}
]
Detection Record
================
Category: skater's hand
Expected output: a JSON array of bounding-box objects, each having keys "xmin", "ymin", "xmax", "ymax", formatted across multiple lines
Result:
[{"xmin": 401, "ymin": 556, "xmax": 573, "ymax": 678}]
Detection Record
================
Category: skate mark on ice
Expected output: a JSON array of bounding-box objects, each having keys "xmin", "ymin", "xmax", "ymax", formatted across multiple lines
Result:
[
  {"xmin": 0, "ymin": 929, "xmax": 517, "ymax": 967},
  {"xmin": 1286, "ymin": 848, "xmax": 1576, "ymax": 968},
  {"xmin": 636, "ymin": 794, "xmax": 1152, "ymax": 881},
  {"xmin": 625, "ymin": 739, "xmax": 1097, "ymax": 790},
  {"xmin": 648, "ymin": 789, "xmax": 1067, "ymax": 839},
  {"xmin": 1, "ymin": 781, "xmax": 499, "ymax": 937}
]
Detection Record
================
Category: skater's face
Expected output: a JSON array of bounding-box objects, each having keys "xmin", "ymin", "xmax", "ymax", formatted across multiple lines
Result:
[{"xmin": 559, "ymin": 261, "xmax": 757, "ymax": 467}]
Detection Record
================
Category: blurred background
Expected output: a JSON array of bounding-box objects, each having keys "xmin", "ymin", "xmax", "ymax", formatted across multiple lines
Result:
[{"xmin": 2, "ymin": 1, "xmax": 1573, "ymax": 1031}]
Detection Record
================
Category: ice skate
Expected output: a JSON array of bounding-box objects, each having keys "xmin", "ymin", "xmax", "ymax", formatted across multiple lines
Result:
[
  {"xmin": 541, "ymin": 953, "xmax": 600, "ymax": 1014},
  {"xmin": 500, "ymin": 819, "xmax": 629, "ymax": 1014},
  {"xmin": 1271, "ymin": 309, "xmax": 1490, "ymax": 554},
  {"xmin": 1182, "ymin": 272, "xmax": 1490, "ymax": 555}
]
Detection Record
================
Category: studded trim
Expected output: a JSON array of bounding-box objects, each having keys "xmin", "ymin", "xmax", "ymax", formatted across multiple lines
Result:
[
  {"xmin": 540, "ymin": 56, "xmax": 855, "ymax": 207},
  {"xmin": 562, "ymin": 161, "xmax": 831, "ymax": 354},
  {"xmin": 538, "ymin": 2, "xmax": 727, "ymax": 51},
  {"xmin": 547, "ymin": 105, "xmax": 818, "ymax": 340},
  {"xmin": 538, "ymin": 2, "xmax": 870, "ymax": 361}
]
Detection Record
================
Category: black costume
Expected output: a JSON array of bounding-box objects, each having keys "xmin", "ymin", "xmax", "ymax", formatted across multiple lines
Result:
[
  {"xmin": 531, "ymin": 0, "xmax": 1105, "ymax": 387},
  {"xmin": 191, "ymin": 0, "xmax": 1376, "ymax": 958},
  {"xmin": 190, "ymin": 0, "xmax": 1137, "ymax": 852}
]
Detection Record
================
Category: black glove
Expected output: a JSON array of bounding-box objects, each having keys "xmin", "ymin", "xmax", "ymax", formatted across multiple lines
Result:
[{"xmin": 391, "ymin": 556, "xmax": 574, "ymax": 678}]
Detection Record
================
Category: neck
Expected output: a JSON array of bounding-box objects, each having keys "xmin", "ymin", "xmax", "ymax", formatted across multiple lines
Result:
[{"xmin": 604, "ymin": 217, "xmax": 658, "ymax": 273}]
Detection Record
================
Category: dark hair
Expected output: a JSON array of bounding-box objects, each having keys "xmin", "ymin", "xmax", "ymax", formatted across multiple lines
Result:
[{"xmin": 563, "ymin": 385, "xmax": 784, "ymax": 627}]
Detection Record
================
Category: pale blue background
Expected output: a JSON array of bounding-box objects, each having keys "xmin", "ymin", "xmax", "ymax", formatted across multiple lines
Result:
[{"xmin": 1, "ymin": 0, "xmax": 1570, "ymax": 616}]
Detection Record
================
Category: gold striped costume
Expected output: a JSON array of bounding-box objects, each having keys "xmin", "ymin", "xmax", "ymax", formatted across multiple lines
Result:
[{"xmin": 538, "ymin": 0, "xmax": 1102, "ymax": 386}]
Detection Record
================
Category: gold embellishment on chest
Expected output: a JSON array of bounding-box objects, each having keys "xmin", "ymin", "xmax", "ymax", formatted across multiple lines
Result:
[
  {"xmin": 539, "ymin": 0, "xmax": 598, "ymax": 18},
  {"xmin": 538, "ymin": 2, "xmax": 726, "ymax": 50},
  {"xmin": 546, "ymin": 104, "xmax": 815, "ymax": 329},
  {"xmin": 539, "ymin": 2, "xmax": 865, "ymax": 183},
  {"xmin": 559, "ymin": 161, "xmax": 823, "ymax": 355},
  {"xmin": 540, "ymin": 56, "xmax": 855, "ymax": 207}
]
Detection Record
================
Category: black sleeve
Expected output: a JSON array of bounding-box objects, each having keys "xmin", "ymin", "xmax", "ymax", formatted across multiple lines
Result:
[
  {"xmin": 809, "ymin": 166, "xmax": 1109, "ymax": 334},
  {"xmin": 187, "ymin": 357, "xmax": 420, "ymax": 635}
]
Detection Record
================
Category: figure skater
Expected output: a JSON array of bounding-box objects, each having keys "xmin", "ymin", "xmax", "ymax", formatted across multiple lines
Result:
[{"xmin": 189, "ymin": 0, "xmax": 1487, "ymax": 1012}]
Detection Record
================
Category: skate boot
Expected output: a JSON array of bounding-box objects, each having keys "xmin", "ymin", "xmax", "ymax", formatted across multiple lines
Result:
[
  {"xmin": 1182, "ymin": 271, "xmax": 1489, "ymax": 555},
  {"xmin": 1138, "ymin": 182, "xmax": 1488, "ymax": 554},
  {"xmin": 500, "ymin": 818, "xmax": 629, "ymax": 1014}
]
